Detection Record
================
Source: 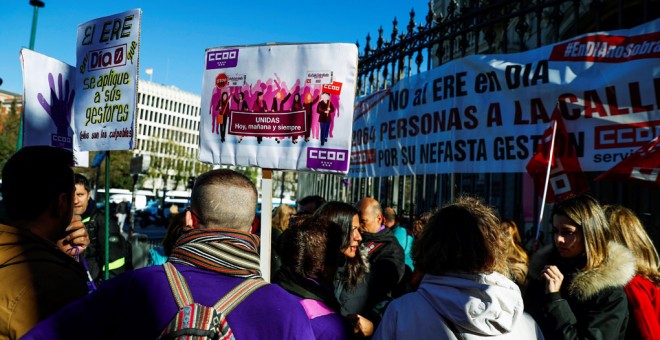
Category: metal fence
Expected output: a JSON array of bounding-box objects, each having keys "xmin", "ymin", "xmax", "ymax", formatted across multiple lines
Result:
[{"xmin": 298, "ymin": 0, "xmax": 660, "ymax": 229}]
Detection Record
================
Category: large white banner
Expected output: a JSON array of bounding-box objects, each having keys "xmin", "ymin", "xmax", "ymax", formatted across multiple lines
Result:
[
  {"xmin": 75, "ymin": 9, "xmax": 141, "ymax": 151},
  {"xmin": 350, "ymin": 18, "xmax": 660, "ymax": 178},
  {"xmin": 20, "ymin": 49, "xmax": 89, "ymax": 167},
  {"xmin": 199, "ymin": 43, "xmax": 358, "ymax": 174}
]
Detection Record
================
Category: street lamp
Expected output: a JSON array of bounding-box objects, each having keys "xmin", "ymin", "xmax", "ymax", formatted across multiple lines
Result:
[
  {"xmin": 29, "ymin": 0, "xmax": 45, "ymax": 50},
  {"xmin": 18, "ymin": 0, "xmax": 45, "ymax": 150}
]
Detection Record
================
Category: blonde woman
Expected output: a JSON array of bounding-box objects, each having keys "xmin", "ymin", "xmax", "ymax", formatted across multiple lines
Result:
[
  {"xmin": 605, "ymin": 205, "xmax": 660, "ymax": 340},
  {"xmin": 271, "ymin": 204, "xmax": 296, "ymax": 274},
  {"xmin": 501, "ymin": 219, "xmax": 529, "ymax": 289},
  {"xmin": 525, "ymin": 194, "xmax": 636, "ymax": 340},
  {"xmin": 273, "ymin": 204, "xmax": 296, "ymax": 234}
]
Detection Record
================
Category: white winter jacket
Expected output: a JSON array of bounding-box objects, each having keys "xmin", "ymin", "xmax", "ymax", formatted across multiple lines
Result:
[{"xmin": 374, "ymin": 272, "xmax": 544, "ymax": 339}]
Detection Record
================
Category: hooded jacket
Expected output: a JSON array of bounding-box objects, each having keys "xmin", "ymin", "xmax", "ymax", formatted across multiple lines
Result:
[
  {"xmin": 0, "ymin": 224, "xmax": 88, "ymax": 339},
  {"xmin": 373, "ymin": 272, "xmax": 543, "ymax": 339},
  {"xmin": 525, "ymin": 242, "xmax": 636, "ymax": 340}
]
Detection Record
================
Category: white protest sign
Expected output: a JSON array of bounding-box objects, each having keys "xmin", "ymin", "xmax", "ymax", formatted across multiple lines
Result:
[
  {"xmin": 199, "ymin": 43, "xmax": 358, "ymax": 174},
  {"xmin": 350, "ymin": 18, "xmax": 660, "ymax": 177},
  {"xmin": 75, "ymin": 9, "xmax": 141, "ymax": 151},
  {"xmin": 20, "ymin": 49, "xmax": 89, "ymax": 167}
]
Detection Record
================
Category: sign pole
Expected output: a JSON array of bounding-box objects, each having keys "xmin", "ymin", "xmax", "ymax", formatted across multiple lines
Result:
[
  {"xmin": 104, "ymin": 150, "xmax": 111, "ymax": 280},
  {"xmin": 130, "ymin": 174, "xmax": 138, "ymax": 238},
  {"xmin": 536, "ymin": 120, "xmax": 558, "ymax": 241},
  {"xmin": 259, "ymin": 169, "xmax": 273, "ymax": 282}
]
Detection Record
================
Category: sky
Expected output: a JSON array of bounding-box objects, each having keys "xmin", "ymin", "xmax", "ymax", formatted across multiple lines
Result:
[{"xmin": 0, "ymin": 1, "xmax": 432, "ymax": 96}]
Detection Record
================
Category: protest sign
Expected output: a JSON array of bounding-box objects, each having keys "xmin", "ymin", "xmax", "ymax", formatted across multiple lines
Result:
[
  {"xmin": 75, "ymin": 9, "xmax": 141, "ymax": 151},
  {"xmin": 350, "ymin": 18, "xmax": 660, "ymax": 178},
  {"xmin": 20, "ymin": 49, "xmax": 89, "ymax": 166},
  {"xmin": 199, "ymin": 43, "xmax": 358, "ymax": 174}
]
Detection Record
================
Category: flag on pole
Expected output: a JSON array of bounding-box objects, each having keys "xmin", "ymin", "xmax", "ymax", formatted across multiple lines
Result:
[
  {"xmin": 526, "ymin": 104, "xmax": 589, "ymax": 203},
  {"xmin": 595, "ymin": 136, "xmax": 660, "ymax": 188},
  {"xmin": 91, "ymin": 152, "xmax": 105, "ymax": 168},
  {"xmin": 145, "ymin": 68, "xmax": 153, "ymax": 75}
]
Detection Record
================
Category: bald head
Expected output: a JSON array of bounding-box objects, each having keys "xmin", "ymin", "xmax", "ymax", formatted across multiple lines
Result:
[
  {"xmin": 190, "ymin": 169, "xmax": 257, "ymax": 232},
  {"xmin": 358, "ymin": 197, "xmax": 383, "ymax": 234},
  {"xmin": 383, "ymin": 207, "xmax": 397, "ymax": 228}
]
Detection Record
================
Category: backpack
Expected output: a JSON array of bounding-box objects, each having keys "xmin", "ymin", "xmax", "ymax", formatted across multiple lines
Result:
[{"xmin": 159, "ymin": 262, "xmax": 267, "ymax": 340}]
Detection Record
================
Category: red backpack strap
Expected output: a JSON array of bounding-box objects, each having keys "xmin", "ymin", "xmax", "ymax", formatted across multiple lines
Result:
[
  {"xmin": 213, "ymin": 279, "xmax": 268, "ymax": 315},
  {"xmin": 163, "ymin": 262, "xmax": 194, "ymax": 308}
]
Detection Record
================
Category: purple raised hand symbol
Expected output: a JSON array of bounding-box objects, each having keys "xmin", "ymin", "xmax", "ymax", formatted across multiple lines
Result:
[{"xmin": 37, "ymin": 73, "xmax": 75, "ymax": 138}]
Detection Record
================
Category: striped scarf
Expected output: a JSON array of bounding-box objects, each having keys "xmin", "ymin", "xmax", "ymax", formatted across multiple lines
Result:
[{"xmin": 168, "ymin": 228, "xmax": 262, "ymax": 279}]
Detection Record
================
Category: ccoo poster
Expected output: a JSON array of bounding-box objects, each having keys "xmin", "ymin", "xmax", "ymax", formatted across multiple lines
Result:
[
  {"xmin": 199, "ymin": 43, "xmax": 358, "ymax": 174},
  {"xmin": 20, "ymin": 49, "xmax": 89, "ymax": 167}
]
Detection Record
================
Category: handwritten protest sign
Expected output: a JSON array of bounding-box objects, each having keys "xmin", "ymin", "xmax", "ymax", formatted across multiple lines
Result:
[{"xmin": 75, "ymin": 9, "xmax": 141, "ymax": 151}]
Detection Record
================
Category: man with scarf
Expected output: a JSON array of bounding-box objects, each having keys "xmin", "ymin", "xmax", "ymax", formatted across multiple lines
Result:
[{"xmin": 23, "ymin": 169, "xmax": 316, "ymax": 339}]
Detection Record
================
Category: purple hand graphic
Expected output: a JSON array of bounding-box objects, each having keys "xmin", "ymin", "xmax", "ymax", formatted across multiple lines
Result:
[{"xmin": 37, "ymin": 73, "xmax": 75, "ymax": 136}]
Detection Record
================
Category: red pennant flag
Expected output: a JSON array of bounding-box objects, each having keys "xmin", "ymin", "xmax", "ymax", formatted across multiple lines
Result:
[
  {"xmin": 595, "ymin": 136, "xmax": 660, "ymax": 188},
  {"xmin": 526, "ymin": 105, "xmax": 589, "ymax": 203}
]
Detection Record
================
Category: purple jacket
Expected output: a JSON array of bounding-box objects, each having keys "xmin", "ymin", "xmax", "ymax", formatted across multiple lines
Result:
[
  {"xmin": 296, "ymin": 297, "xmax": 347, "ymax": 340},
  {"xmin": 23, "ymin": 264, "xmax": 315, "ymax": 339}
]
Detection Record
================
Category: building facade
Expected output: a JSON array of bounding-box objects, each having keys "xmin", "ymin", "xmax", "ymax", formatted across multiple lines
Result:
[
  {"xmin": 135, "ymin": 80, "xmax": 212, "ymax": 190},
  {"xmin": 0, "ymin": 89, "xmax": 22, "ymax": 115}
]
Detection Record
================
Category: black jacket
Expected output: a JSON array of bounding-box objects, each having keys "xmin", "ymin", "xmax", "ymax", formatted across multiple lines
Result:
[
  {"xmin": 524, "ymin": 243, "xmax": 635, "ymax": 340},
  {"xmin": 82, "ymin": 200, "xmax": 133, "ymax": 283},
  {"xmin": 336, "ymin": 227, "xmax": 404, "ymax": 322}
]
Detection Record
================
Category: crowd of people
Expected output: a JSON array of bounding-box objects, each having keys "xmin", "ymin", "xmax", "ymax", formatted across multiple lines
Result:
[{"xmin": 0, "ymin": 145, "xmax": 658, "ymax": 339}]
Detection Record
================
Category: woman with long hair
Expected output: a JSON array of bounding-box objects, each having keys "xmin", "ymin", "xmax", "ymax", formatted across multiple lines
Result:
[
  {"xmin": 315, "ymin": 201, "xmax": 372, "ymax": 336},
  {"xmin": 315, "ymin": 202, "xmax": 368, "ymax": 292},
  {"xmin": 525, "ymin": 194, "xmax": 636, "ymax": 339},
  {"xmin": 501, "ymin": 219, "xmax": 529, "ymax": 289},
  {"xmin": 605, "ymin": 204, "xmax": 660, "ymax": 340},
  {"xmin": 215, "ymin": 91, "xmax": 230, "ymax": 142}
]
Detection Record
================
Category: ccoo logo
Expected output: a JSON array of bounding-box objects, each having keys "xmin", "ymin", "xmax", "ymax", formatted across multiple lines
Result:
[{"xmin": 307, "ymin": 147, "xmax": 349, "ymax": 172}]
